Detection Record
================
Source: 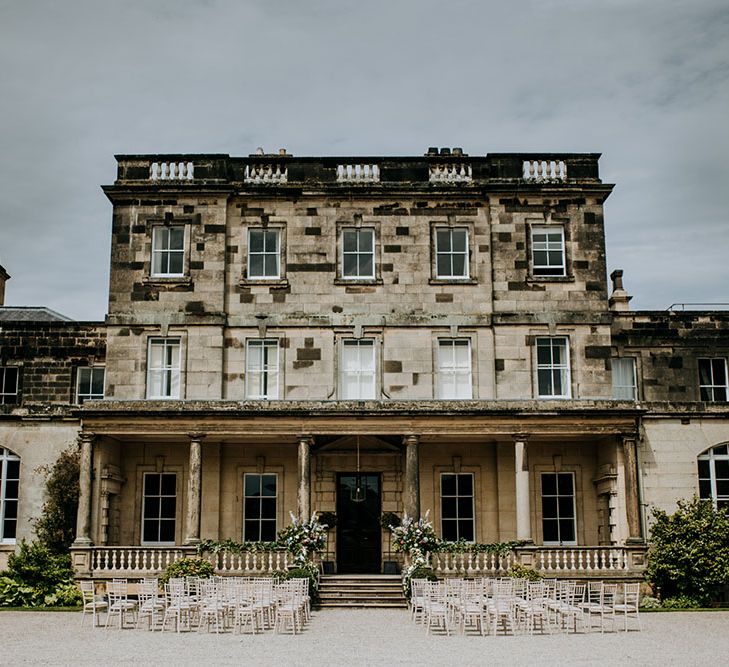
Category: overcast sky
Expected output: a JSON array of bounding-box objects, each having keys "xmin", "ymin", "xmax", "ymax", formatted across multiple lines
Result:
[{"xmin": 1, "ymin": 0, "xmax": 727, "ymax": 320}]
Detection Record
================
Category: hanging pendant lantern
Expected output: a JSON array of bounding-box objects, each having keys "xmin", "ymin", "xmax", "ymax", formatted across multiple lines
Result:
[{"xmin": 351, "ymin": 435, "xmax": 366, "ymax": 502}]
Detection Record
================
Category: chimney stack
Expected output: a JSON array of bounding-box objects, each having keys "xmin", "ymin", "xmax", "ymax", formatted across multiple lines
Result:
[
  {"xmin": 0, "ymin": 264, "xmax": 9, "ymax": 306},
  {"xmin": 609, "ymin": 269, "xmax": 632, "ymax": 312}
]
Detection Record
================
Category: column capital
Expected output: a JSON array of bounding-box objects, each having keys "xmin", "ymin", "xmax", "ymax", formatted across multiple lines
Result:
[
  {"xmin": 297, "ymin": 435, "xmax": 314, "ymax": 446},
  {"xmin": 512, "ymin": 434, "xmax": 530, "ymax": 444},
  {"xmin": 187, "ymin": 432, "xmax": 206, "ymax": 442},
  {"xmin": 402, "ymin": 434, "xmax": 420, "ymax": 447},
  {"xmin": 79, "ymin": 431, "xmax": 96, "ymax": 444}
]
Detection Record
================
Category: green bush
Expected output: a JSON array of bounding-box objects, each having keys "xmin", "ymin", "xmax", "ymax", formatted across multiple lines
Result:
[
  {"xmin": 639, "ymin": 596, "xmax": 662, "ymax": 609},
  {"xmin": 0, "ymin": 542, "xmax": 80, "ymax": 607},
  {"xmin": 660, "ymin": 595, "xmax": 702, "ymax": 609},
  {"xmin": 286, "ymin": 563, "xmax": 320, "ymax": 605},
  {"xmin": 645, "ymin": 497, "xmax": 729, "ymax": 606},
  {"xmin": 402, "ymin": 565, "xmax": 438, "ymax": 599},
  {"xmin": 159, "ymin": 557, "xmax": 215, "ymax": 586},
  {"xmin": 507, "ymin": 563, "xmax": 543, "ymax": 581}
]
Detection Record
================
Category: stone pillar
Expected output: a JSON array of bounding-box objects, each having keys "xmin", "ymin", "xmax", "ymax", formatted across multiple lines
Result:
[
  {"xmin": 403, "ymin": 435, "xmax": 421, "ymax": 519},
  {"xmin": 184, "ymin": 433, "xmax": 204, "ymax": 545},
  {"xmin": 515, "ymin": 439, "xmax": 532, "ymax": 542},
  {"xmin": 297, "ymin": 436, "xmax": 312, "ymax": 521},
  {"xmin": 622, "ymin": 436, "xmax": 643, "ymax": 542},
  {"xmin": 73, "ymin": 432, "xmax": 94, "ymax": 546}
]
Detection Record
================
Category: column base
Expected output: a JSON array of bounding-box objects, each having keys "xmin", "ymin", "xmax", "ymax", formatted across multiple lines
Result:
[
  {"xmin": 184, "ymin": 537, "xmax": 202, "ymax": 547},
  {"xmin": 72, "ymin": 537, "xmax": 93, "ymax": 547},
  {"xmin": 625, "ymin": 536, "xmax": 646, "ymax": 546}
]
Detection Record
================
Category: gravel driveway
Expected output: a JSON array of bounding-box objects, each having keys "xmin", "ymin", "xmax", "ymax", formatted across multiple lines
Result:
[{"xmin": 2, "ymin": 609, "xmax": 727, "ymax": 666}]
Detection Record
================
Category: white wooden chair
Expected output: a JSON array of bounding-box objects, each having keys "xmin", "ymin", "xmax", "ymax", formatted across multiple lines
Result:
[
  {"xmin": 79, "ymin": 580, "xmax": 107, "ymax": 627},
  {"xmin": 424, "ymin": 582, "xmax": 452, "ymax": 636},
  {"xmin": 137, "ymin": 580, "xmax": 166, "ymax": 630},
  {"xmin": 614, "ymin": 583, "xmax": 641, "ymax": 632},
  {"xmin": 105, "ymin": 580, "xmax": 137, "ymax": 629}
]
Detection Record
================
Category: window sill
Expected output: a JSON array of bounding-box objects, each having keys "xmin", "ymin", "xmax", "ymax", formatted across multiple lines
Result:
[
  {"xmin": 334, "ymin": 278, "xmax": 383, "ymax": 286},
  {"xmin": 143, "ymin": 275, "xmax": 193, "ymax": 286},
  {"xmin": 527, "ymin": 275, "xmax": 574, "ymax": 283},
  {"xmin": 429, "ymin": 277, "xmax": 478, "ymax": 286},
  {"xmin": 239, "ymin": 278, "xmax": 289, "ymax": 288}
]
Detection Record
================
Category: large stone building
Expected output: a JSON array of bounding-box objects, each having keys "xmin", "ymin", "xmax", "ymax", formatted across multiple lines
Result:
[{"xmin": 1, "ymin": 149, "xmax": 728, "ymax": 579}]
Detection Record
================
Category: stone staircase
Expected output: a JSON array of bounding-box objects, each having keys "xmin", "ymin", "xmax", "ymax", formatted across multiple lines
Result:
[{"xmin": 318, "ymin": 574, "xmax": 407, "ymax": 608}]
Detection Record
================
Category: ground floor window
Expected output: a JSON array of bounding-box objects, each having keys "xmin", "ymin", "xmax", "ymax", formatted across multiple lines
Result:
[
  {"xmin": 142, "ymin": 472, "xmax": 176, "ymax": 544},
  {"xmin": 440, "ymin": 472, "xmax": 474, "ymax": 541},
  {"xmin": 0, "ymin": 448, "xmax": 20, "ymax": 543},
  {"xmin": 541, "ymin": 472, "xmax": 576, "ymax": 545},
  {"xmin": 244, "ymin": 473, "xmax": 277, "ymax": 542},
  {"xmin": 698, "ymin": 444, "xmax": 729, "ymax": 509}
]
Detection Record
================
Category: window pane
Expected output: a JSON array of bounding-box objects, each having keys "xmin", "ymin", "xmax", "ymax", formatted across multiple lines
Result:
[
  {"xmin": 699, "ymin": 360, "xmax": 713, "ymax": 385},
  {"xmin": 359, "ymin": 254, "xmax": 373, "ymax": 277},
  {"xmin": 558, "ymin": 496, "xmax": 575, "ymax": 518},
  {"xmin": 441, "ymin": 520, "xmax": 458, "ymax": 541},
  {"xmin": 249, "ymin": 255, "xmax": 264, "ymax": 277},
  {"xmin": 3, "ymin": 520, "xmax": 16, "ymax": 540},
  {"xmin": 557, "ymin": 473, "xmax": 574, "ymax": 495},
  {"xmin": 160, "ymin": 497, "xmax": 176, "ymax": 518},
  {"xmin": 457, "ymin": 496, "xmax": 473, "ymax": 518},
  {"xmin": 91, "ymin": 370, "xmax": 105, "ymax": 395},
  {"xmin": 541, "ymin": 474, "xmax": 557, "ymax": 496},
  {"xmin": 441, "ymin": 497, "xmax": 457, "ymax": 518},
  {"xmin": 713, "ymin": 359, "xmax": 727, "ymax": 383},
  {"xmin": 713, "ymin": 445, "xmax": 729, "ymax": 455},
  {"xmin": 716, "ymin": 480, "xmax": 729, "ymax": 497},
  {"xmin": 244, "ymin": 520, "xmax": 260, "ymax": 542},
  {"xmin": 159, "ymin": 520, "xmax": 176, "ymax": 542},
  {"xmin": 6, "ymin": 460, "xmax": 20, "ymax": 479},
  {"xmin": 144, "ymin": 497, "xmax": 159, "ymax": 519},
  {"xmin": 559, "ymin": 519, "xmax": 576, "ymax": 542},
  {"xmin": 261, "ymin": 498, "xmax": 276, "ymax": 520},
  {"xmin": 452, "ymin": 230, "xmax": 467, "ymax": 253},
  {"xmin": 5, "ymin": 480, "xmax": 19, "ymax": 499},
  {"xmin": 457, "ymin": 474, "xmax": 473, "ymax": 496},
  {"xmin": 715, "ymin": 460, "xmax": 729, "ymax": 479},
  {"xmin": 169, "ymin": 228, "xmax": 184, "ymax": 249},
  {"xmin": 160, "ymin": 473, "xmax": 176, "ymax": 495},
  {"xmin": 244, "ymin": 498, "xmax": 260, "ymax": 518},
  {"xmin": 542, "ymin": 496, "xmax": 558, "ymax": 518},
  {"xmin": 538, "ymin": 369, "xmax": 553, "ymax": 396},
  {"xmin": 458, "ymin": 520, "xmax": 474, "ymax": 541},
  {"xmin": 342, "ymin": 254, "xmax": 357, "ymax": 277},
  {"xmin": 698, "ymin": 459, "xmax": 711, "ymax": 478},
  {"xmin": 168, "ymin": 253, "xmax": 183, "ymax": 274},
  {"xmin": 699, "ymin": 479, "xmax": 712, "ymax": 499},
  {"xmin": 451, "ymin": 255, "xmax": 466, "ymax": 277},
  {"xmin": 436, "ymin": 255, "xmax": 451, "ymax": 277},
  {"xmin": 143, "ymin": 521, "xmax": 157, "ymax": 543},
  {"xmin": 441, "ymin": 474, "xmax": 457, "ymax": 496},
  {"xmin": 249, "ymin": 231, "xmax": 264, "ymax": 253},
  {"xmin": 264, "ymin": 255, "xmax": 278, "ymax": 277},
  {"xmin": 537, "ymin": 341, "xmax": 551, "ymax": 365},
  {"xmin": 543, "ymin": 519, "xmax": 559, "ymax": 542},
  {"xmin": 342, "ymin": 231, "xmax": 357, "ymax": 253},
  {"xmin": 359, "ymin": 230, "xmax": 373, "ymax": 252},
  {"xmin": 260, "ymin": 521, "xmax": 277, "ymax": 542},
  {"xmin": 261, "ymin": 475, "xmax": 277, "ymax": 496},
  {"xmin": 436, "ymin": 230, "xmax": 451, "ymax": 252},
  {"xmin": 3, "ymin": 500, "xmax": 17, "ymax": 519},
  {"xmin": 144, "ymin": 474, "xmax": 160, "ymax": 496}
]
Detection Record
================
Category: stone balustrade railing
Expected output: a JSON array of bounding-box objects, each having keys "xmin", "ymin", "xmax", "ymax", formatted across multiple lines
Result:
[
  {"xmin": 74, "ymin": 546, "xmax": 293, "ymax": 578},
  {"xmin": 244, "ymin": 163, "xmax": 288, "ymax": 183},
  {"xmin": 149, "ymin": 161, "xmax": 195, "ymax": 180},
  {"xmin": 337, "ymin": 164, "xmax": 380, "ymax": 182},
  {"xmin": 429, "ymin": 163, "xmax": 473, "ymax": 183},
  {"xmin": 522, "ymin": 159, "xmax": 568, "ymax": 182}
]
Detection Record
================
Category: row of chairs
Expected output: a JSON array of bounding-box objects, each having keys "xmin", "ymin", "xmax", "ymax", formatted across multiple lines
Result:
[
  {"xmin": 80, "ymin": 576, "xmax": 311, "ymax": 635},
  {"xmin": 410, "ymin": 578, "xmax": 641, "ymax": 636}
]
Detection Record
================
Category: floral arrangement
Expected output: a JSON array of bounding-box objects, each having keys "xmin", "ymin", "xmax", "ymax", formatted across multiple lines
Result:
[
  {"xmin": 390, "ymin": 510, "xmax": 439, "ymax": 556},
  {"xmin": 277, "ymin": 512, "xmax": 328, "ymax": 566}
]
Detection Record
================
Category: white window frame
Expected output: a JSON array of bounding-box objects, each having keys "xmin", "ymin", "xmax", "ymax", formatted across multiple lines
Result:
[
  {"xmin": 245, "ymin": 339, "xmax": 279, "ymax": 400},
  {"xmin": 76, "ymin": 367, "xmax": 105, "ymax": 404},
  {"xmin": 440, "ymin": 472, "xmax": 475, "ymax": 542},
  {"xmin": 531, "ymin": 226, "xmax": 566, "ymax": 277},
  {"xmin": 340, "ymin": 339, "xmax": 376, "ymax": 399},
  {"xmin": 541, "ymin": 471, "xmax": 577, "ymax": 546},
  {"xmin": 434, "ymin": 227, "xmax": 469, "ymax": 279},
  {"xmin": 340, "ymin": 227, "xmax": 376, "ymax": 280},
  {"xmin": 146, "ymin": 338, "xmax": 181, "ymax": 399},
  {"xmin": 151, "ymin": 226, "xmax": 185, "ymax": 277},
  {"xmin": 698, "ymin": 358, "xmax": 728, "ymax": 402},
  {"xmin": 0, "ymin": 366, "xmax": 19, "ymax": 405},
  {"xmin": 612, "ymin": 357, "xmax": 637, "ymax": 400},
  {"xmin": 0, "ymin": 447, "xmax": 20, "ymax": 544},
  {"xmin": 436, "ymin": 339, "xmax": 472, "ymax": 399},
  {"xmin": 141, "ymin": 471, "xmax": 177, "ymax": 545},
  {"xmin": 535, "ymin": 337, "xmax": 571, "ymax": 398},
  {"xmin": 247, "ymin": 228, "xmax": 281, "ymax": 280},
  {"xmin": 698, "ymin": 445, "xmax": 729, "ymax": 510},
  {"xmin": 243, "ymin": 472, "xmax": 278, "ymax": 542}
]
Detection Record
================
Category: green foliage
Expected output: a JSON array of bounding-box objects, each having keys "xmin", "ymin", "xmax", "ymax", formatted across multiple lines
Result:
[
  {"xmin": 159, "ymin": 557, "xmax": 215, "ymax": 585},
  {"xmin": 196, "ymin": 539, "xmax": 279, "ymax": 555},
  {"xmin": 402, "ymin": 566, "xmax": 437, "ymax": 599},
  {"xmin": 285, "ymin": 563, "xmax": 320, "ymax": 605},
  {"xmin": 380, "ymin": 511, "xmax": 401, "ymax": 530},
  {"xmin": 437, "ymin": 540, "xmax": 527, "ymax": 557},
  {"xmin": 506, "ymin": 564, "xmax": 543, "ymax": 581},
  {"xmin": 33, "ymin": 447, "xmax": 80, "ymax": 554},
  {"xmin": 645, "ymin": 497, "xmax": 729, "ymax": 605},
  {"xmin": 660, "ymin": 595, "xmax": 702, "ymax": 609},
  {"xmin": 639, "ymin": 596, "xmax": 662, "ymax": 609},
  {"xmin": 317, "ymin": 512, "xmax": 337, "ymax": 529},
  {"xmin": 0, "ymin": 541, "xmax": 80, "ymax": 608}
]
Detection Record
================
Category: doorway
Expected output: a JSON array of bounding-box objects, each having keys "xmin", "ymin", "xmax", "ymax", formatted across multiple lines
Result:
[{"xmin": 336, "ymin": 473, "xmax": 381, "ymax": 573}]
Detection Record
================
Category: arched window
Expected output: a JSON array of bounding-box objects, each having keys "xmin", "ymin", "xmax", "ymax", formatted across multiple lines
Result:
[
  {"xmin": 0, "ymin": 447, "xmax": 20, "ymax": 543},
  {"xmin": 698, "ymin": 444, "xmax": 729, "ymax": 509}
]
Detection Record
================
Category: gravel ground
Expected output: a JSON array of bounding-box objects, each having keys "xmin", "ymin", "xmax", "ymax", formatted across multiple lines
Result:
[{"xmin": 1, "ymin": 609, "xmax": 727, "ymax": 666}]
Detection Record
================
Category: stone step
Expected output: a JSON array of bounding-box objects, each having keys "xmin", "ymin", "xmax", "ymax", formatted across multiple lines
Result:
[
  {"xmin": 319, "ymin": 601, "xmax": 407, "ymax": 608},
  {"xmin": 318, "ymin": 574, "xmax": 407, "ymax": 608}
]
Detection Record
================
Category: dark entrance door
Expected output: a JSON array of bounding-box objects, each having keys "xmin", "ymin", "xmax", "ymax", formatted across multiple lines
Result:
[{"xmin": 336, "ymin": 473, "xmax": 381, "ymax": 574}]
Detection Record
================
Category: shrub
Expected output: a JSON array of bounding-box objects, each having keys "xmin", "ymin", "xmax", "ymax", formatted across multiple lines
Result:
[
  {"xmin": 317, "ymin": 512, "xmax": 337, "ymax": 530},
  {"xmin": 380, "ymin": 512, "xmax": 401, "ymax": 530},
  {"xmin": 402, "ymin": 565, "xmax": 438, "ymax": 599},
  {"xmin": 285, "ymin": 563, "xmax": 320, "ymax": 605},
  {"xmin": 639, "ymin": 596, "xmax": 662, "ymax": 609},
  {"xmin": 506, "ymin": 563, "xmax": 543, "ymax": 581},
  {"xmin": 34, "ymin": 447, "xmax": 80, "ymax": 554},
  {"xmin": 645, "ymin": 497, "xmax": 729, "ymax": 606},
  {"xmin": 661, "ymin": 595, "xmax": 701, "ymax": 609},
  {"xmin": 159, "ymin": 557, "xmax": 215, "ymax": 585}
]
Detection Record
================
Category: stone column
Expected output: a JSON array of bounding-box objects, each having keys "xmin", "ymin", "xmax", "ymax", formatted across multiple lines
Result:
[
  {"xmin": 73, "ymin": 432, "xmax": 95, "ymax": 546},
  {"xmin": 184, "ymin": 433, "xmax": 204, "ymax": 545},
  {"xmin": 297, "ymin": 436, "xmax": 312, "ymax": 520},
  {"xmin": 515, "ymin": 439, "xmax": 532, "ymax": 542},
  {"xmin": 403, "ymin": 435, "xmax": 421, "ymax": 520},
  {"xmin": 622, "ymin": 436, "xmax": 643, "ymax": 542}
]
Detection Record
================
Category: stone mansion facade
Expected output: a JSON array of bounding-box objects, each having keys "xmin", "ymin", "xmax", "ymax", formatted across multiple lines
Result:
[{"xmin": 1, "ymin": 149, "xmax": 728, "ymax": 578}]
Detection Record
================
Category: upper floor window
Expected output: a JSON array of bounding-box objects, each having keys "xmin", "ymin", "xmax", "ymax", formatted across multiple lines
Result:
[
  {"xmin": 142, "ymin": 472, "xmax": 176, "ymax": 544},
  {"xmin": 440, "ymin": 472, "xmax": 475, "ymax": 542},
  {"xmin": 246, "ymin": 339, "xmax": 279, "ymax": 400},
  {"xmin": 151, "ymin": 226, "xmax": 185, "ymax": 277},
  {"xmin": 436, "ymin": 339, "xmax": 472, "ymax": 399},
  {"xmin": 341, "ymin": 228, "xmax": 375, "ymax": 280},
  {"xmin": 698, "ymin": 444, "xmax": 729, "ymax": 510},
  {"xmin": 340, "ymin": 339, "xmax": 376, "ymax": 399},
  {"xmin": 248, "ymin": 229, "xmax": 280, "ymax": 280},
  {"xmin": 435, "ymin": 228, "xmax": 469, "ymax": 279},
  {"xmin": 76, "ymin": 367, "xmax": 105, "ymax": 404},
  {"xmin": 536, "ymin": 337, "xmax": 571, "ymax": 398},
  {"xmin": 146, "ymin": 338, "xmax": 181, "ymax": 399},
  {"xmin": 612, "ymin": 358, "xmax": 637, "ymax": 400},
  {"xmin": 0, "ymin": 367, "xmax": 19, "ymax": 405},
  {"xmin": 699, "ymin": 358, "xmax": 728, "ymax": 402},
  {"xmin": 243, "ymin": 473, "xmax": 277, "ymax": 542},
  {"xmin": 531, "ymin": 226, "xmax": 565, "ymax": 277},
  {"xmin": 541, "ymin": 472, "xmax": 576, "ymax": 545},
  {"xmin": 0, "ymin": 447, "xmax": 20, "ymax": 544}
]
